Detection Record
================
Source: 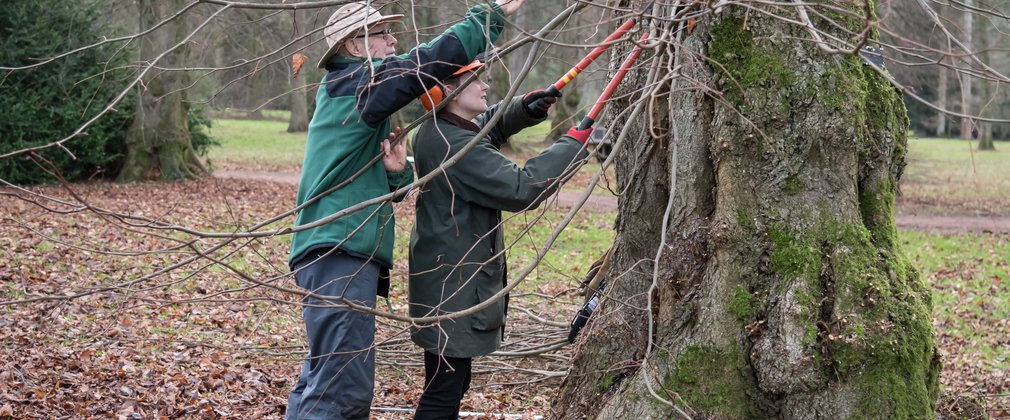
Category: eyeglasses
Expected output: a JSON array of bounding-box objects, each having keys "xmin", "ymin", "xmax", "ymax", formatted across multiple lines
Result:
[{"xmin": 353, "ymin": 28, "xmax": 393, "ymax": 39}]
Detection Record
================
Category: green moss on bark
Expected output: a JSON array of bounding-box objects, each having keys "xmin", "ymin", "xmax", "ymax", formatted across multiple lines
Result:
[
  {"xmin": 783, "ymin": 175, "xmax": 804, "ymax": 195},
  {"xmin": 662, "ymin": 344, "xmax": 761, "ymax": 418},
  {"xmin": 683, "ymin": 3, "xmax": 933, "ymax": 417},
  {"xmin": 598, "ymin": 375, "xmax": 615, "ymax": 391},
  {"xmin": 766, "ymin": 214, "xmax": 939, "ymax": 417},
  {"xmin": 736, "ymin": 207, "xmax": 756, "ymax": 231},
  {"xmin": 768, "ymin": 224, "xmax": 822, "ymax": 286},
  {"xmin": 729, "ymin": 285, "xmax": 757, "ymax": 322},
  {"xmin": 709, "ymin": 16, "xmax": 794, "ymax": 109}
]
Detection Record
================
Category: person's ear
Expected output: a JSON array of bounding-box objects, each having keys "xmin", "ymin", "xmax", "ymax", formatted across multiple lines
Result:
[
  {"xmin": 343, "ymin": 39, "xmax": 358, "ymax": 56},
  {"xmin": 442, "ymin": 84, "xmax": 456, "ymax": 100}
]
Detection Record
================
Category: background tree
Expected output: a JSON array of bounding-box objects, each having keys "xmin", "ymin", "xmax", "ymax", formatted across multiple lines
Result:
[
  {"xmin": 882, "ymin": 0, "xmax": 1010, "ymax": 141},
  {"xmin": 554, "ymin": 1, "xmax": 940, "ymax": 417},
  {"xmin": 961, "ymin": 0, "xmax": 975, "ymax": 141},
  {"xmin": 118, "ymin": 0, "xmax": 208, "ymax": 181},
  {"xmin": 879, "ymin": 0, "xmax": 946, "ymax": 137},
  {"xmin": 286, "ymin": 8, "xmax": 312, "ymax": 133},
  {"xmin": 973, "ymin": 0, "xmax": 996, "ymax": 150}
]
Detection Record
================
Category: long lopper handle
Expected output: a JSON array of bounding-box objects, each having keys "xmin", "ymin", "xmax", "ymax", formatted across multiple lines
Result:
[
  {"xmin": 577, "ymin": 33, "xmax": 649, "ymax": 130},
  {"xmin": 546, "ymin": 1, "xmax": 654, "ymax": 96},
  {"xmin": 549, "ymin": 19, "xmax": 637, "ymax": 95}
]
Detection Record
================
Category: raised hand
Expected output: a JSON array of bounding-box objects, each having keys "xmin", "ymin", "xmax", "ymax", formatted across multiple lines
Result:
[
  {"xmin": 495, "ymin": 0, "xmax": 527, "ymax": 16},
  {"xmin": 522, "ymin": 89, "xmax": 560, "ymax": 119},
  {"xmin": 566, "ymin": 126, "xmax": 593, "ymax": 145},
  {"xmin": 381, "ymin": 126, "xmax": 407, "ymax": 173}
]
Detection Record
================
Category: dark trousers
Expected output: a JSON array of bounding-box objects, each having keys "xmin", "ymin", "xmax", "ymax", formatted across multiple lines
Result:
[
  {"xmin": 414, "ymin": 351, "xmax": 473, "ymax": 420},
  {"xmin": 287, "ymin": 251, "xmax": 379, "ymax": 420}
]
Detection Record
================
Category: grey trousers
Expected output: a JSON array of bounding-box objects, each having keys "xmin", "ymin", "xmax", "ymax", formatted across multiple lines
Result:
[{"xmin": 287, "ymin": 250, "xmax": 379, "ymax": 420}]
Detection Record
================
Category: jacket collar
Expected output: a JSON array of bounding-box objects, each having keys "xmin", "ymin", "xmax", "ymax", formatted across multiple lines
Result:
[
  {"xmin": 437, "ymin": 112, "xmax": 480, "ymax": 132},
  {"xmin": 325, "ymin": 54, "xmax": 382, "ymax": 72}
]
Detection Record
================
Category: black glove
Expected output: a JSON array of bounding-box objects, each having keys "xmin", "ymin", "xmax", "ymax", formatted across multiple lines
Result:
[{"xmin": 522, "ymin": 89, "xmax": 560, "ymax": 118}]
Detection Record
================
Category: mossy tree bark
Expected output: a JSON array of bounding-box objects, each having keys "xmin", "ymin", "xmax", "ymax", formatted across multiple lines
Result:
[
  {"xmin": 553, "ymin": 3, "xmax": 940, "ymax": 418},
  {"xmin": 118, "ymin": 0, "xmax": 207, "ymax": 182}
]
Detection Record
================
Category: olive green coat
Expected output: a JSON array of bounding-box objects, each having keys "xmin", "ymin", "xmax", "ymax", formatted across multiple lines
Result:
[{"xmin": 408, "ymin": 98, "xmax": 589, "ymax": 358}]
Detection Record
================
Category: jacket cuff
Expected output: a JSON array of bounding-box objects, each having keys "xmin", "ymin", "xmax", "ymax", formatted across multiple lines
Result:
[
  {"xmin": 387, "ymin": 164, "xmax": 414, "ymax": 189},
  {"xmin": 559, "ymin": 136, "xmax": 592, "ymax": 158}
]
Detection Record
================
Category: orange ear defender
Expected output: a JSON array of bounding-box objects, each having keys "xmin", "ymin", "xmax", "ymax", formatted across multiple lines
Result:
[{"xmin": 418, "ymin": 60, "xmax": 484, "ymax": 111}]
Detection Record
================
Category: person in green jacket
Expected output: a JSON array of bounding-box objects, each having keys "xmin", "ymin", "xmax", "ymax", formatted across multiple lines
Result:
[
  {"xmin": 408, "ymin": 61, "xmax": 594, "ymax": 418},
  {"xmin": 286, "ymin": 1, "xmax": 526, "ymax": 418}
]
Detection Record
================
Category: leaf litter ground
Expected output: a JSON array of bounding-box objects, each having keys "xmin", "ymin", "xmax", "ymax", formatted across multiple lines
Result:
[{"xmin": 1, "ymin": 176, "xmax": 1007, "ymax": 418}]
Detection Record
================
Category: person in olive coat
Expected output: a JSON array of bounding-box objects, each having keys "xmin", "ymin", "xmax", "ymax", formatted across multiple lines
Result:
[{"xmin": 408, "ymin": 61, "xmax": 594, "ymax": 418}]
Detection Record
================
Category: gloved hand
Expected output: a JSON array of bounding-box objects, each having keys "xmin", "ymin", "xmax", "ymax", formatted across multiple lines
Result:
[
  {"xmin": 522, "ymin": 89, "xmax": 560, "ymax": 118},
  {"xmin": 566, "ymin": 126, "xmax": 593, "ymax": 144}
]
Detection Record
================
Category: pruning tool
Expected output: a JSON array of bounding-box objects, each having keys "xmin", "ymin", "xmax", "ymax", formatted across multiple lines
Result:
[
  {"xmin": 577, "ymin": 33, "xmax": 648, "ymax": 130},
  {"xmin": 544, "ymin": 1, "xmax": 654, "ymax": 97}
]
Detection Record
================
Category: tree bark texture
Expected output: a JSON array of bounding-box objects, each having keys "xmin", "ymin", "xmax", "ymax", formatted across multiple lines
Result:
[
  {"xmin": 553, "ymin": 3, "xmax": 940, "ymax": 418},
  {"xmin": 937, "ymin": 60, "xmax": 948, "ymax": 136},
  {"xmin": 959, "ymin": 0, "xmax": 973, "ymax": 140},
  {"xmin": 119, "ymin": 0, "xmax": 207, "ymax": 181},
  {"xmin": 974, "ymin": 6, "xmax": 995, "ymax": 151},
  {"xmin": 287, "ymin": 8, "xmax": 310, "ymax": 133}
]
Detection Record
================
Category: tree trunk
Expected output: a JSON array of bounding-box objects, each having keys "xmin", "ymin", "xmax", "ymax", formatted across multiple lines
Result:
[
  {"xmin": 935, "ymin": 2, "xmax": 953, "ymax": 138},
  {"xmin": 287, "ymin": 8, "xmax": 310, "ymax": 133},
  {"xmin": 979, "ymin": 123, "xmax": 994, "ymax": 150},
  {"xmin": 287, "ymin": 80, "xmax": 311, "ymax": 133},
  {"xmin": 507, "ymin": 5, "xmax": 527, "ymax": 86},
  {"xmin": 495, "ymin": 4, "xmax": 528, "ymax": 156},
  {"xmin": 960, "ymin": 0, "xmax": 973, "ymax": 140},
  {"xmin": 553, "ymin": 3, "xmax": 940, "ymax": 418},
  {"xmin": 119, "ymin": 0, "xmax": 207, "ymax": 182},
  {"xmin": 937, "ymin": 58, "xmax": 948, "ymax": 137},
  {"xmin": 974, "ymin": 4, "xmax": 995, "ymax": 151}
]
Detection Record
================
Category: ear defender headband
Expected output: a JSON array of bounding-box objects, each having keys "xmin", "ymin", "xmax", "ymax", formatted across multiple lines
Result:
[{"xmin": 419, "ymin": 60, "xmax": 484, "ymax": 111}]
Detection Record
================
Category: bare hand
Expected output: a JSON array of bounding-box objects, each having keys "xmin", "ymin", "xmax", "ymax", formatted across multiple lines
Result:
[
  {"xmin": 381, "ymin": 126, "xmax": 407, "ymax": 173},
  {"xmin": 495, "ymin": 0, "xmax": 526, "ymax": 15}
]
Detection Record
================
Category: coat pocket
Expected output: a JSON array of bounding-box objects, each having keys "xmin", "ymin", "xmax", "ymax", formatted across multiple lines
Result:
[{"xmin": 470, "ymin": 264, "xmax": 505, "ymax": 332}]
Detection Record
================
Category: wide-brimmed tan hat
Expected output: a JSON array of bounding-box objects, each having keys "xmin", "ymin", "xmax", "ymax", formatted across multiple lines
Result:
[{"xmin": 317, "ymin": 2, "xmax": 403, "ymax": 68}]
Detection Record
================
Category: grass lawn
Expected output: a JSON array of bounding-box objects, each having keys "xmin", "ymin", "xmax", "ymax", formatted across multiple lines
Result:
[
  {"xmin": 207, "ymin": 118, "xmax": 555, "ymax": 172},
  {"xmin": 901, "ymin": 230, "xmax": 1009, "ymax": 402},
  {"xmin": 903, "ymin": 138, "xmax": 1008, "ymax": 200},
  {"xmin": 901, "ymin": 137, "xmax": 1010, "ymax": 215},
  {"xmin": 208, "ymin": 119, "xmax": 306, "ymax": 172}
]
